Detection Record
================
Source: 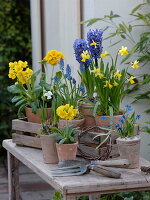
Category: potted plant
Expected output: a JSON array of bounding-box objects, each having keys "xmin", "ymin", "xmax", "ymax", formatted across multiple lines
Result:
[
  {"xmin": 53, "ymin": 64, "xmax": 85, "ymax": 128},
  {"xmin": 50, "ymin": 104, "xmax": 78, "ymax": 162},
  {"xmin": 40, "ymin": 124, "xmax": 58, "ymax": 164},
  {"xmin": 115, "ymin": 105, "xmax": 141, "ymax": 168},
  {"xmin": 73, "ymin": 29, "xmax": 103, "ymax": 127},
  {"xmin": 92, "ymin": 46, "xmax": 138, "ymax": 127}
]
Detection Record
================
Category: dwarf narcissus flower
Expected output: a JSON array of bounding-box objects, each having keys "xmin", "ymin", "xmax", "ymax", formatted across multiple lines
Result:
[
  {"xmin": 131, "ymin": 60, "xmax": 140, "ymax": 69},
  {"xmin": 118, "ymin": 46, "xmax": 128, "ymax": 56}
]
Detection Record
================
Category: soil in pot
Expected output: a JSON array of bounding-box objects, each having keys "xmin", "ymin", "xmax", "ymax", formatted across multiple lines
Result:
[
  {"xmin": 56, "ymin": 142, "xmax": 78, "ymax": 161},
  {"xmin": 58, "ymin": 118, "xmax": 85, "ymax": 128},
  {"xmin": 79, "ymin": 103, "xmax": 96, "ymax": 128},
  {"xmin": 116, "ymin": 136, "xmax": 141, "ymax": 169},
  {"xmin": 40, "ymin": 135, "xmax": 58, "ymax": 164},
  {"xmin": 25, "ymin": 107, "xmax": 51, "ymax": 124}
]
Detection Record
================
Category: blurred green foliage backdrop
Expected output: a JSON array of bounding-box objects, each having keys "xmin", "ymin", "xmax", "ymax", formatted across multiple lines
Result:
[{"xmin": 0, "ymin": 0, "xmax": 32, "ymax": 161}]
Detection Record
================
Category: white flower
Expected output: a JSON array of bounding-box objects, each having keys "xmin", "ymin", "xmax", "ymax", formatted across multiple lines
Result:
[{"xmin": 44, "ymin": 91, "xmax": 53, "ymax": 100}]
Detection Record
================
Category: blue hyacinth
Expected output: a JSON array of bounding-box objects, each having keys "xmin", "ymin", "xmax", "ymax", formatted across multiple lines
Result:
[
  {"xmin": 78, "ymin": 86, "xmax": 85, "ymax": 92},
  {"xmin": 66, "ymin": 64, "xmax": 71, "ymax": 75},
  {"xmin": 72, "ymin": 78, "xmax": 76, "ymax": 84},
  {"xmin": 54, "ymin": 76, "xmax": 59, "ymax": 83},
  {"xmin": 59, "ymin": 58, "xmax": 64, "ymax": 72},
  {"xmin": 80, "ymin": 64, "xmax": 85, "ymax": 72},
  {"xmin": 136, "ymin": 114, "xmax": 141, "ymax": 120},
  {"xmin": 119, "ymin": 118, "xmax": 125, "ymax": 124},
  {"xmin": 73, "ymin": 39, "xmax": 91, "ymax": 66},
  {"xmin": 87, "ymin": 29, "xmax": 103, "ymax": 59}
]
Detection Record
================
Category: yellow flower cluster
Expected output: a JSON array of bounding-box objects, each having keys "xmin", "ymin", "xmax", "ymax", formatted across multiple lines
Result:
[
  {"xmin": 44, "ymin": 50, "xmax": 64, "ymax": 66},
  {"xmin": 103, "ymin": 80, "xmax": 119, "ymax": 89},
  {"xmin": 56, "ymin": 104, "xmax": 77, "ymax": 120},
  {"xmin": 81, "ymin": 50, "xmax": 90, "ymax": 62},
  {"xmin": 8, "ymin": 61, "xmax": 33, "ymax": 84}
]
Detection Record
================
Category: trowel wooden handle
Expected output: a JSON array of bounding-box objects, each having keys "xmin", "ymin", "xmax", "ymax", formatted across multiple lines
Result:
[
  {"xmin": 91, "ymin": 159, "xmax": 130, "ymax": 168},
  {"xmin": 91, "ymin": 165, "xmax": 121, "ymax": 179}
]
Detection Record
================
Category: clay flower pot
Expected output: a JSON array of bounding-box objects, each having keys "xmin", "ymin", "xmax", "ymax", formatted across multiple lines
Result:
[
  {"xmin": 116, "ymin": 136, "xmax": 141, "ymax": 169},
  {"xmin": 58, "ymin": 118, "xmax": 85, "ymax": 128},
  {"xmin": 56, "ymin": 142, "xmax": 78, "ymax": 161},
  {"xmin": 79, "ymin": 103, "xmax": 96, "ymax": 128},
  {"xmin": 25, "ymin": 107, "xmax": 51, "ymax": 124},
  {"xmin": 40, "ymin": 135, "xmax": 58, "ymax": 164},
  {"xmin": 95, "ymin": 114, "xmax": 123, "ymax": 128}
]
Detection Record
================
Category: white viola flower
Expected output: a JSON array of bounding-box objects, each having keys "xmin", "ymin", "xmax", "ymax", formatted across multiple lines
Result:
[{"xmin": 44, "ymin": 91, "xmax": 53, "ymax": 100}]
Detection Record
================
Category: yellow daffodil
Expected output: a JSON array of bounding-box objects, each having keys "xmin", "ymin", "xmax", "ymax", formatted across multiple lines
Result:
[
  {"xmin": 44, "ymin": 50, "xmax": 64, "ymax": 66},
  {"xmin": 100, "ymin": 51, "xmax": 108, "ymax": 58},
  {"xmin": 104, "ymin": 80, "xmax": 113, "ymax": 89},
  {"xmin": 114, "ymin": 70, "xmax": 122, "ymax": 78},
  {"xmin": 91, "ymin": 67, "xmax": 100, "ymax": 76},
  {"xmin": 113, "ymin": 81, "xmax": 119, "ymax": 86},
  {"xmin": 128, "ymin": 76, "xmax": 135, "ymax": 84},
  {"xmin": 81, "ymin": 50, "xmax": 90, "ymax": 62},
  {"xmin": 90, "ymin": 40, "xmax": 98, "ymax": 48},
  {"xmin": 99, "ymin": 73, "xmax": 104, "ymax": 79},
  {"xmin": 131, "ymin": 60, "xmax": 139, "ymax": 69},
  {"xmin": 118, "ymin": 46, "xmax": 128, "ymax": 56},
  {"xmin": 56, "ymin": 104, "xmax": 77, "ymax": 120}
]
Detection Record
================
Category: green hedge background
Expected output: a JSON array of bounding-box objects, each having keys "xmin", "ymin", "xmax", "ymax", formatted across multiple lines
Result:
[{"xmin": 0, "ymin": 0, "xmax": 32, "ymax": 161}]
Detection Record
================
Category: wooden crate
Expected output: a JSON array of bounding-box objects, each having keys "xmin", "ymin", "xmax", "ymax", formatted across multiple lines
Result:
[{"xmin": 12, "ymin": 118, "xmax": 42, "ymax": 149}]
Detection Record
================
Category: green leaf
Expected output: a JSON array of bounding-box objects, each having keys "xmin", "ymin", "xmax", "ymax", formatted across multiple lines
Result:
[
  {"xmin": 15, "ymin": 99, "xmax": 26, "ymax": 107},
  {"xmin": 80, "ymin": 18, "xmax": 101, "ymax": 26},
  {"xmin": 131, "ymin": 3, "xmax": 146, "ymax": 15},
  {"xmin": 7, "ymin": 85, "xmax": 20, "ymax": 94},
  {"xmin": 12, "ymin": 96, "xmax": 23, "ymax": 103}
]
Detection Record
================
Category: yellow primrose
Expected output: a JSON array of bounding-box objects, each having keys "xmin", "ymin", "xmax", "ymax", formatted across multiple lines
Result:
[
  {"xmin": 128, "ymin": 76, "xmax": 135, "ymax": 84},
  {"xmin": 104, "ymin": 80, "xmax": 113, "ymax": 89},
  {"xmin": 118, "ymin": 46, "xmax": 128, "ymax": 56},
  {"xmin": 81, "ymin": 50, "xmax": 90, "ymax": 62},
  {"xmin": 44, "ymin": 50, "xmax": 64, "ymax": 66},
  {"xmin": 56, "ymin": 104, "xmax": 77, "ymax": 120},
  {"xmin": 114, "ymin": 70, "xmax": 122, "ymax": 78},
  {"xmin": 100, "ymin": 51, "xmax": 108, "ymax": 58},
  {"xmin": 131, "ymin": 60, "xmax": 139, "ymax": 69},
  {"xmin": 113, "ymin": 81, "xmax": 119, "ymax": 87},
  {"xmin": 90, "ymin": 40, "xmax": 98, "ymax": 48}
]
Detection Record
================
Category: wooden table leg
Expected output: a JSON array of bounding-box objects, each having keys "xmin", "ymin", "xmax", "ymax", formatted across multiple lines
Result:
[
  {"xmin": 89, "ymin": 194, "xmax": 101, "ymax": 200},
  {"xmin": 7, "ymin": 151, "xmax": 21, "ymax": 200}
]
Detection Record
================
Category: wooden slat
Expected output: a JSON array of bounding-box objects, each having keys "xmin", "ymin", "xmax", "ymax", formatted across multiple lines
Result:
[
  {"xmin": 12, "ymin": 119, "xmax": 42, "ymax": 134},
  {"xmin": 12, "ymin": 133, "xmax": 41, "ymax": 149}
]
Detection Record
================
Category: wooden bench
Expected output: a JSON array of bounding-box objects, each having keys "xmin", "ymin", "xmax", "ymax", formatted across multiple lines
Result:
[{"xmin": 3, "ymin": 139, "xmax": 150, "ymax": 200}]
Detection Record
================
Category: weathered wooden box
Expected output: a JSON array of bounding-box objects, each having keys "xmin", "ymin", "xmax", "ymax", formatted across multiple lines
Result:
[{"xmin": 12, "ymin": 118, "xmax": 42, "ymax": 149}]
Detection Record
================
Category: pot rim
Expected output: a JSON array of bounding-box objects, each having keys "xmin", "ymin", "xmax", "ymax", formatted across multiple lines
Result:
[
  {"xmin": 56, "ymin": 142, "xmax": 78, "ymax": 146},
  {"xmin": 116, "ymin": 136, "xmax": 141, "ymax": 142}
]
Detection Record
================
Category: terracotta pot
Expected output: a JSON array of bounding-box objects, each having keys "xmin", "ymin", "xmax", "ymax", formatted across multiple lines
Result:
[
  {"xmin": 95, "ymin": 114, "xmax": 123, "ymax": 128},
  {"xmin": 25, "ymin": 107, "xmax": 51, "ymax": 124},
  {"xmin": 116, "ymin": 136, "xmax": 141, "ymax": 169},
  {"xmin": 40, "ymin": 135, "xmax": 58, "ymax": 164},
  {"xmin": 79, "ymin": 103, "xmax": 96, "ymax": 128},
  {"xmin": 56, "ymin": 142, "xmax": 78, "ymax": 161},
  {"xmin": 58, "ymin": 118, "xmax": 85, "ymax": 128}
]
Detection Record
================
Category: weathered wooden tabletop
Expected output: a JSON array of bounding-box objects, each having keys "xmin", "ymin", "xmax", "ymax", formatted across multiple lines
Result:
[{"xmin": 3, "ymin": 139, "xmax": 150, "ymax": 199}]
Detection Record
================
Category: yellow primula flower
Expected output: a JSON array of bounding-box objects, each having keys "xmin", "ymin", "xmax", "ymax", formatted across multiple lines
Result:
[
  {"xmin": 18, "ymin": 60, "xmax": 28, "ymax": 68},
  {"xmin": 114, "ymin": 70, "xmax": 122, "ymax": 78},
  {"xmin": 131, "ymin": 60, "xmax": 139, "ymax": 69},
  {"xmin": 118, "ymin": 46, "xmax": 128, "ymax": 56},
  {"xmin": 56, "ymin": 104, "xmax": 77, "ymax": 120},
  {"xmin": 104, "ymin": 80, "xmax": 113, "ymax": 89},
  {"xmin": 100, "ymin": 51, "xmax": 108, "ymax": 58},
  {"xmin": 113, "ymin": 81, "xmax": 119, "ymax": 87},
  {"xmin": 128, "ymin": 76, "xmax": 135, "ymax": 84},
  {"xmin": 44, "ymin": 50, "xmax": 65, "ymax": 66},
  {"xmin": 81, "ymin": 50, "xmax": 90, "ymax": 62},
  {"xmin": 90, "ymin": 40, "xmax": 98, "ymax": 48}
]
